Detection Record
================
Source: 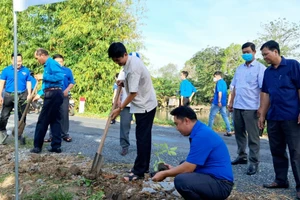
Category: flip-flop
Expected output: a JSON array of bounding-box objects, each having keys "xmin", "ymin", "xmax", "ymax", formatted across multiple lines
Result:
[
  {"xmin": 44, "ymin": 138, "xmax": 52, "ymax": 143},
  {"xmin": 123, "ymin": 173, "xmax": 144, "ymax": 181},
  {"xmin": 63, "ymin": 136, "xmax": 72, "ymax": 142},
  {"xmin": 224, "ymin": 133, "xmax": 232, "ymax": 137}
]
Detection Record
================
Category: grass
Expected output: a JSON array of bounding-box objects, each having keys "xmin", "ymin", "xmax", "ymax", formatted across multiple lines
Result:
[
  {"xmin": 0, "ymin": 174, "xmax": 10, "ymax": 183},
  {"xmin": 23, "ymin": 186, "xmax": 73, "ymax": 200}
]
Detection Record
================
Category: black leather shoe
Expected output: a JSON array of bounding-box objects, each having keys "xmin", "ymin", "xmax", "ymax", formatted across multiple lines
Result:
[
  {"xmin": 246, "ymin": 163, "xmax": 258, "ymax": 175},
  {"xmin": 47, "ymin": 147, "xmax": 62, "ymax": 153},
  {"xmin": 231, "ymin": 157, "xmax": 247, "ymax": 165},
  {"xmin": 30, "ymin": 147, "xmax": 42, "ymax": 154},
  {"xmin": 263, "ymin": 182, "xmax": 289, "ymax": 189}
]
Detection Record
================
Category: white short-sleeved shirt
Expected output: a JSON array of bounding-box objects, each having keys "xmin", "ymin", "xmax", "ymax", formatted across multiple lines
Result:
[{"xmin": 123, "ymin": 56, "xmax": 157, "ymax": 113}]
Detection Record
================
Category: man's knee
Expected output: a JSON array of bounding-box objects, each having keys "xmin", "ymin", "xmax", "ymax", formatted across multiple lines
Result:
[{"xmin": 174, "ymin": 173, "xmax": 188, "ymax": 191}]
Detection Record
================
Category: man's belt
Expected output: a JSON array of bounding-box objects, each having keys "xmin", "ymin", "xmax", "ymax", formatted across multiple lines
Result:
[
  {"xmin": 6, "ymin": 91, "xmax": 26, "ymax": 95},
  {"xmin": 44, "ymin": 87, "xmax": 62, "ymax": 92}
]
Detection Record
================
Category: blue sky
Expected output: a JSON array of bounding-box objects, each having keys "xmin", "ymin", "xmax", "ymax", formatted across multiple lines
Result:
[{"xmin": 138, "ymin": 0, "xmax": 300, "ymax": 71}]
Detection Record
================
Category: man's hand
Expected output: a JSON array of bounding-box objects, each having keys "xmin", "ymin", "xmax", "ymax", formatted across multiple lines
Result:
[
  {"xmin": 258, "ymin": 116, "xmax": 265, "ymax": 130},
  {"xmin": 111, "ymin": 108, "xmax": 121, "ymax": 120},
  {"xmin": 298, "ymin": 113, "xmax": 300, "ymax": 124},
  {"xmin": 117, "ymin": 80, "xmax": 124, "ymax": 87},
  {"xmin": 0, "ymin": 96, "xmax": 3, "ymax": 105},
  {"xmin": 228, "ymin": 102, "xmax": 233, "ymax": 112},
  {"xmin": 33, "ymin": 94, "xmax": 41, "ymax": 102},
  {"xmin": 152, "ymin": 171, "xmax": 166, "ymax": 182},
  {"xmin": 26, "ymin": 94, "xmax": 31, "ymax": 101},
  {"xmin": 218, "ymin": 102, "xmax": 222, "ymax": 108},
  {"xmin": 63, "ymin": 90, "xmax": 69, "ymax": 97}
]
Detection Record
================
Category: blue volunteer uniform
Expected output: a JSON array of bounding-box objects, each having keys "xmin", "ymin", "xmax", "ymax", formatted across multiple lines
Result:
[
  {"xmin": 0, "ymin": 65, "xmax": 31, "ymax": 133},
  {"xmin": 33, "ymin": 57, "xmax": 64, "ymax": 152}
]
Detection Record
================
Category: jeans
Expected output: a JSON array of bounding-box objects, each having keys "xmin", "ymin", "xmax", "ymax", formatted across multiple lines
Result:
[{"xmin": 208, "ymin": 104, "xmax": 231, "ymax": 133}]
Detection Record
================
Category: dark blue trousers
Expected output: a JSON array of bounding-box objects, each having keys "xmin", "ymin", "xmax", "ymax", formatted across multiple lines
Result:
[
  {"xmin": 34, "ymin": 90, "xmax": 63, "ymax": 149},
  {"xmin": 174, "ymin": 173, "xmax": 233, "ymax": 200}
]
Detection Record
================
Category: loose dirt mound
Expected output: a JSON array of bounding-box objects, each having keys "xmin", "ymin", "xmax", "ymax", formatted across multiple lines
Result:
[{"xmin": 0, "ymin": 146, "xmax": 291, "ymax": 200}]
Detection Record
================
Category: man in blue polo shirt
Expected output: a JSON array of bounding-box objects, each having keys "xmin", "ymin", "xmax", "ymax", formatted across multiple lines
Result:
[
  {"xmin": 30, "ymin": 48, "xmax": 64, "ymax": 154},
  {"xmin": 0, "ymin": 53, "xmax": 31, "ymax": 145},
  {"xmin": 208, "ymin": 71, "xmax": 232, "ymax": 136},
  {"xmin": 259, "ymin": 40, "xmax": 300, "ymax": 199},
  {"xmin": 179, "ymin": 71, "xmax": 196, "ymax": 106},
  {"xmin": 152, "ymin": 106, "xmax": 233, "ymax": 200},
  {"xmin": 44, "ymin": 54, "xmax": 75, "ymax": 143}
]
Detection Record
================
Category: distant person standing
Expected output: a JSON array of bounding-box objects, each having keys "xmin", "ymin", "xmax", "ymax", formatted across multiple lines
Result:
[
  {"xmin": 44, "ymin": 54, "xmax": 75, "ymax": 143},
  {"xmin": 259, "ymin": 40, "xmax": 300, "ymax": 199},
  {"xmin": 117, "ymin": 69, "xmax": 133, "ymax": 156},
  {"xmin": 108, "ymin": 42, "xmax": 157, "ymax": 181},
  {"xmin": 0, "ymin": 53, "xmax": 31, "ymax": 145},
  {"xmin": 179, "ymin": 71, "xmax": 196, "ymax": 106},
  {"xmin": 228, "ymin": 42, "xmax": 266, "ymax": 175},
  {"xmin": 30, "ymin": 48, "xmax": 64, "ymax": 154},
  {"xmin": 208, "ymin": 71, "xmax": 232, "ymax": 136}
]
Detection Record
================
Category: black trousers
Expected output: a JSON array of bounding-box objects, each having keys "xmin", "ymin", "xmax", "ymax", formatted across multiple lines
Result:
[
  {"xmin": 0, "ymin": 91, "xmax": 28, "ymax": 131},
  {"xmin": 267, "ymin": 120, "xmax": 300, "ymax": 191},
  {"xmin": 182, "ymin": 97, "xmax": 190, "ymax": 106},
  {"xmin": 34, "ymin": 90, "xmax": 63, "ymax": 149},
  {"xmin": 174, "ymin": 173, "xmax": 233, "ymax": 200},
  {"xmin": 49, "ymin": 96, "xmax": 69, "ymax": 138},
  {"xmin": 132, "ymin": 107, "xmax": 156, "ymax": 176}
]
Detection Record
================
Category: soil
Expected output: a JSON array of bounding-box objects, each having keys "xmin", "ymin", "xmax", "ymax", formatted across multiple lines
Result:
[{"xmin": 0, "ymin": 146, "xmax": 290, "ymax": 200}]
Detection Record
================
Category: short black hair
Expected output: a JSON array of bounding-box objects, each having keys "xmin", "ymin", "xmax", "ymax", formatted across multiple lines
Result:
[
  {"xmin": 35, "ymin": 48, "xmax": 49, "ymax": 56},
  {"xmin": 242, "ymin": 42, "xmax": 256, "ymax": 52},
  {"xmin": 170, "ymin": 106, "xmax": 197, "ymax": 121},
  {"xmin": 181, "ymin": 71, "xmax": 188, "ymax": 78},
  {"xmin": 214, "ymin": 71, "xmax": 223, "ymax": 77},
  {"xmin": 11, "ymin": 53, "xmax": 22, "ymax": 58},
  {"xmin": 115, "ymin": 73, "xmax": 119, "ymax": 78},
  {"xmin": 53, "ymin": 54, "xmax": 64, "ymax": 60},
  {"xmin": 108, "ymin": 42, "xmax": 127, "ymax": 58},
  {"xmin": 260, "ymin": 40, "xmax": 281, "ymax": 55}
]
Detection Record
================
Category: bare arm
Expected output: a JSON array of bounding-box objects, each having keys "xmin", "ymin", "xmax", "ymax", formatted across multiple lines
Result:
[
  {"xmin": 26, "ymin": 81, "xmax": 32, "ymax": 96},
  {"xmin": 0, "ymin": 80, "xmax": 5, "ymax": 104},
  {"xmin": 152, "ymin": 162, "xmax": 196, "ymax": 182},
  {"xmin": 228, "ymin": 88, "xmax": 235, "ymax": 111},
  {"xmin": 111, "ymin": 92, "xmax": 137, "ymax": 119}
]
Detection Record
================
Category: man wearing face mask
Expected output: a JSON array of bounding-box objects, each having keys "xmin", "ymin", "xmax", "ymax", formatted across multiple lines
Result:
[
  {"xmin": 228, "ymin": 42, "xmax": 266, "ymax": 175},
  {"xmin": 208, "ymin": 71, "xmax": 232, "ymax": 136}
]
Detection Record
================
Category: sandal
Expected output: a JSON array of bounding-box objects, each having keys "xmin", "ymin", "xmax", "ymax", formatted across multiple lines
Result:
[
  {"xmin": 123, "ymin": 173, "xmax": 144, "ymax": 181},
  {"xmin": 63, "ymin": 136, "xmax": 72, "ymax": 142},
  {"xmin": 224, "ymin": 132, "xmax": 232, "ymax": 137},
  {"xmin": 44, "ymin": 138, "xmax": 52, "ymax": 142}
]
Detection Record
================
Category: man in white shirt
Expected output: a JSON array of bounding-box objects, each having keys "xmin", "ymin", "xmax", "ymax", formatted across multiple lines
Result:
[{"xmin": 108, "ymin": 43, "xmax": 157, "ymax": 181}]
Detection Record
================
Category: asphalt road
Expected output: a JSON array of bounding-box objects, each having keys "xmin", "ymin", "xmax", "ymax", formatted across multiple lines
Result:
[{"xmin": 4, "ymin": 113, "xmax": 298, "ymax": 198}]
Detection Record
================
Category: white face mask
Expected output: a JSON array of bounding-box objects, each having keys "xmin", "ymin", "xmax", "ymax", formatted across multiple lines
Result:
[{"xmin": 213, "ymin": 77, "xmax": 218, "ymax": 82}]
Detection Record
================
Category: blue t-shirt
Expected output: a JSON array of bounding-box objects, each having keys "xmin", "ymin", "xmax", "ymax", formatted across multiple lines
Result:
[
  {"xmin": 179, "ymin": 79, "xmax": 197, "ymax": 97},
  {"xmin": 186, "ymin": 121, "xmax": 234, "ymax": 182},
  {"xmin": 262, "ymin": 57, "xmax": 300, "ymax": 120},
  {"xmin": 43, "ymin": 57, "xmax": 64, "ymax": 89},
  {"xmin": 61, "ymin": 67, "xmax": 75, "ymax": 91},
  {"xmin": 213, "ymin": 79, "xmax": 228, "ymax": 106},
  {"xmin": 0, "ymin": 65, "xmax": 31, "ymax": 93}
]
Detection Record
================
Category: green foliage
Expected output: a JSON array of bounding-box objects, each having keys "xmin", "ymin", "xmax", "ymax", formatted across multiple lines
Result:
[
  {"xmin": 153, "ymin": 143, "xmax": 177, "ymax": 171},
  {"xmin": 255, "ymin": 18, "xmax": 300, "ymax": 58},
  {"xmin": 88, "ymin": 191, "xmax": 105, "ymax": 200},
  {"xmin": 0, "ymin": 0, "xmax": 144, "ymax": 113},
  {"xmin": 23, "ymin": 186, "xmax": 73, "ymax": 200}
]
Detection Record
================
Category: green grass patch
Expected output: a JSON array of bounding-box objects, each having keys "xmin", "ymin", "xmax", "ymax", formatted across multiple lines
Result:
[
  {"xmin": 0, "ymin": 174, "xmax": 10, "ymax": 183},
  {"xmin": 23, "ymin": 186, "xmax": 73, "ymax": 200}
]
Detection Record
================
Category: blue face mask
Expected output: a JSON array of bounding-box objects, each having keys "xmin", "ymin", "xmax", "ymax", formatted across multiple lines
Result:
[{"xmin": 242, "ymin": 53, "xmax": 253, "ymax": 62}]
